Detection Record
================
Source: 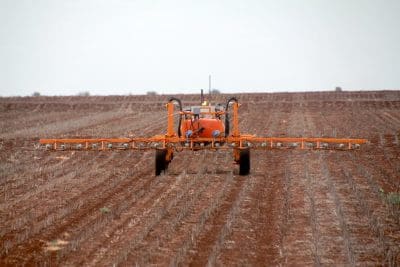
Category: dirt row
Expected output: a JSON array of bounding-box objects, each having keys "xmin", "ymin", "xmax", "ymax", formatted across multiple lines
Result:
[{"xmin": 0, "ymin": 91, "xmax": 399, "ymax": 265}]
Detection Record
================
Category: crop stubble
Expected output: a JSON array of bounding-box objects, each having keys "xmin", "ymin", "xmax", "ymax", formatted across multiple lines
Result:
[{"xmin": 0, "ymin": 91, "xmax": 399, "ymax": 265}]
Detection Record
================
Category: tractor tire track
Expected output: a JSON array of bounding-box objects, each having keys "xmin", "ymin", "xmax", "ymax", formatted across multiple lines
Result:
[
  {"xmin": 95, "ymin": 152, "xmax": 219, "ymax": 266},
  {"xmin": 181, "ymin": 175, "xmax": 247, "ymax": 266},
  {"xmin": 216, "ymin": 150, "xmax": 286, "ymax": 266}
]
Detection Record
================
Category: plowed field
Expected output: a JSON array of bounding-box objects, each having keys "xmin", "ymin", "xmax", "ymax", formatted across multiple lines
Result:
[{"xmin": 1, "ymin": 91, "xmax": 399, "ymax": 266}]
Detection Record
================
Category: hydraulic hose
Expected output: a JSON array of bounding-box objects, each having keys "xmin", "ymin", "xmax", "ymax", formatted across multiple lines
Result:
[
  {"xmin": 168, "ymin": 97, "xmax": 183, "ymax": 137},
  {"xmin": 224, "ymin": 97, "xmax": 238, "ymax": 137}
]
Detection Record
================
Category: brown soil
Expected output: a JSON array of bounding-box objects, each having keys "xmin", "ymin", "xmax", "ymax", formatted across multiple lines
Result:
[{"xmin": 0, "ymin": 91, "xmax": 399, "ymax": 266}]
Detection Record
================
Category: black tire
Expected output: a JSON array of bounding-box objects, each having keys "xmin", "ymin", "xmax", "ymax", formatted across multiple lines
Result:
[
  {"xmin": 155, "ymin": 149, "xmax": 167, "ymax": 176},
  {"xmin": 239, "ymin": 148, "xmax": 250, "ymax": 175}
]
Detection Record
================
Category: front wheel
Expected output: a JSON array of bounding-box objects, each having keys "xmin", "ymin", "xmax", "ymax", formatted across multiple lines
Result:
[
  {"xmin": 155, "ymin": 149, "xmax": 167, "ymax": 175},
  {"xmin": 239, "ymin": 148, "xmax": 250, "ymax": 175}
]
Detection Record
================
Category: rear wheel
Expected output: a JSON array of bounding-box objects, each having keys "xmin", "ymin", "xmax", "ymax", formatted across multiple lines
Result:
[
  {"xmin": 239, "ymin": 148, "xmax": 250, "ymax": 175},
  {"xmin": 155, "ymin": 149, "xmax": 167, "ymax": 175}
]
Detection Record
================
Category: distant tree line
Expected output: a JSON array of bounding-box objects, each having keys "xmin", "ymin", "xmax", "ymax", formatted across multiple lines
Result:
[
  {"xmin": 77, "ymin": 91, "xmax": 90, "ymax": 96},
  {"xmin": 32, "ymin": 91, "xmax": 91, "ymax": 96},
  {"xmin": 146, "ymin": 91, "xmax": 158, "ymax": 96}
]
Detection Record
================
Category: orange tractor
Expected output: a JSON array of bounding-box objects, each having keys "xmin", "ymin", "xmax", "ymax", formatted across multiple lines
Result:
[{"xmin": 40, "ymin": 95, "xmax": 368, "ymax": 175}]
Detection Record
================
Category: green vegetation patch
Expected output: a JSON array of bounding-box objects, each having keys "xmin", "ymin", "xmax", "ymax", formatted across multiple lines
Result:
[
  {"xmin": 100, "ymin": 207, "xmax": 111, "ymax": 214},
  {"xmin": 380, "ymin": 188, "xmax": 400, "ymax": 205},
  {"xmin": 387, "ymin": 192, "xmax": 400, "ymax": 205}
]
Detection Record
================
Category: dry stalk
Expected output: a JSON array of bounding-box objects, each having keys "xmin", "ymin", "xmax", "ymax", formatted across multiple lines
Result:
[
  {"xmin": 169, "ymin": 171, "xmax": 234, "ymax": 266},
  {"xmin": 114, "ymin": 170, "xmax": 205, "ymax": 265},
  {"xmin": 321, "ymin": 155, "xmax": 356, "ymax": 266},
  {"xmin": 303, "ymin": 156, "xmax": 321, "ymax": 266},
  {"xmin": 207, "ymin": 175, "xmax": 253, "ymax": 266},
  {"xmin": 340, "ymin": 167, "xmax": 397, "ymax": 266},
  {"xmin": 0, "ymin": 153, "xmax": 129, "ymax": 256}
]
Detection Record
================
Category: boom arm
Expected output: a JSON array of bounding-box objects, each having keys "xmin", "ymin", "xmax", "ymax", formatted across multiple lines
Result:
[{"xmin": 39, "ymin": 136, "xmax": 367, "ymax": 150}]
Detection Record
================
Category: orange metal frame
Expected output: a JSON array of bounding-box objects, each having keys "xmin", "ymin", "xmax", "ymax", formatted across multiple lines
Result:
[{"xmin": 40, "ymin": 100, "xmax": 368, "ymax": 151}]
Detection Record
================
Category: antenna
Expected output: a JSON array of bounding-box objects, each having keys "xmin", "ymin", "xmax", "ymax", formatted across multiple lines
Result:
[{"xmin": 209, "ymin": 74, "xmax": 211, "ymax": 104}]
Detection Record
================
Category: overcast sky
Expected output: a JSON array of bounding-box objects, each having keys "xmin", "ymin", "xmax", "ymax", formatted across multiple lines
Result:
[{"xmin": 0, "ymin": 0, "xmax": 399, "ymax": 96}]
